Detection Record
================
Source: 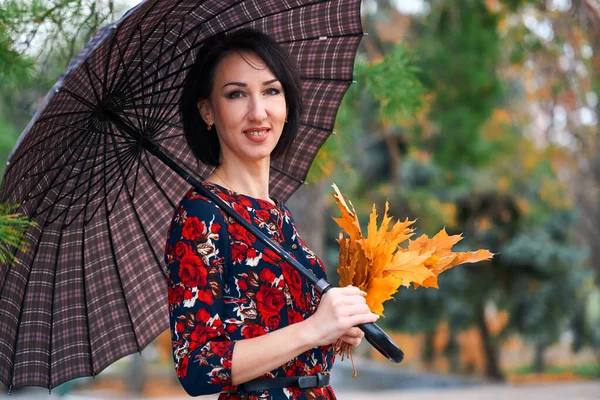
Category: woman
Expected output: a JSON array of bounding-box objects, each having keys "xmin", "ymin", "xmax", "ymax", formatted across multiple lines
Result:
[{"xmin": 165, "ymin": 28, "xmax": 379, "ymax": 399}]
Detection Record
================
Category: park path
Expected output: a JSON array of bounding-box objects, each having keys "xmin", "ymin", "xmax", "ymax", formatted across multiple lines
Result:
[{"xmin": 336, "ymin": 381, "xmax": 600, "ymax": 400}]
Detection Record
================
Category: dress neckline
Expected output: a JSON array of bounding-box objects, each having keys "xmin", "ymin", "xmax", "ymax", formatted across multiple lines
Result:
[{"xmin": 202, "ymin": 181, "xmax": 281, "ymax": 210}]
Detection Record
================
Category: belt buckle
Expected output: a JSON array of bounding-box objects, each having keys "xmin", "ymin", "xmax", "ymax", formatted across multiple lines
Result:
[{"xmin": 315, "ymin": 372, "xmax": 325, "ymax": 388}]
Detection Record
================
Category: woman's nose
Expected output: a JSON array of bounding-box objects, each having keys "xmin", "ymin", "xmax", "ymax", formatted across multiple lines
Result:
[{"xmin": 248, "ymin": 97, "xmax": 268, "ymax": 121}]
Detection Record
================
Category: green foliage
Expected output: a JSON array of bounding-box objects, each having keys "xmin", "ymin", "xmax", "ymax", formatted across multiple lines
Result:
[
  {"xmin": 0, "ymin": 202, "xmax": 35, "ymax": 265},
  {"xmin": 414, "ymin": 0, "xmax": 505, "ymax": 170}
]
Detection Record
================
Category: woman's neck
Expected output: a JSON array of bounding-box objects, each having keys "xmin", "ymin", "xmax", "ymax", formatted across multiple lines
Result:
[{"xmin": 208, "ymin": 159, "xmax": 272, "ymax": 203}]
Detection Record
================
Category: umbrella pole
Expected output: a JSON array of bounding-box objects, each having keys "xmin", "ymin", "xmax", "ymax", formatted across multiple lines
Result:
[{"xmin": 140, "ymin": 137, "xmax": 404, "ymax": 364}]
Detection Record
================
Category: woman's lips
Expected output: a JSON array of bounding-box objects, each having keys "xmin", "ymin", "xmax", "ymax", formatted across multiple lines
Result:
[{"xmin": 244, "ymin": 129, "xmax": 270, "ymax": 143}]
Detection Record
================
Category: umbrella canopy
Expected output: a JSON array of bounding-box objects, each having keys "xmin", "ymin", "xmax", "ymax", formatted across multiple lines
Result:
[{"xmin": 0, "ymin": 0, "xmax": 363, "ymax": 391}]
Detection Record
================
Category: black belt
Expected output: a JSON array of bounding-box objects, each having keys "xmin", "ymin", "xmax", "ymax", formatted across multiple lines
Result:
[{"xmin": 240, "ymin": 372, "xmax": 330, "ymax": 392}]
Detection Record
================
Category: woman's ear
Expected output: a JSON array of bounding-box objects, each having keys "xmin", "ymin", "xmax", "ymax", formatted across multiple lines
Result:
[{"xmin": 197, "ymin": 99, "xmax": 213, "ymax": 126}]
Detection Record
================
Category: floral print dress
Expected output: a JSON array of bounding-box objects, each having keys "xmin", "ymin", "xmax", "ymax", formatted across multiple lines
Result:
[{"xmin": 164, "ymin": 182, "xmax": 336, "ymax": 399}]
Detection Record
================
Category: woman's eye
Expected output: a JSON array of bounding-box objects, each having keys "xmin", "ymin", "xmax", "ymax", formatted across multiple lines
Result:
[
  {"xmin": 265, "ymin": 87, "xmax": 281, "ymax": 96},
  {"xmin": 226, "ymin": 90, "xmax": 244, "ymax": 99}
]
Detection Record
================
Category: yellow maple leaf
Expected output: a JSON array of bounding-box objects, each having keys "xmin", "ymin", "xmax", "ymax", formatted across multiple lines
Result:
[{"xmin": 332, "ymin": 185, "xmax": 493, "ymax": 315}]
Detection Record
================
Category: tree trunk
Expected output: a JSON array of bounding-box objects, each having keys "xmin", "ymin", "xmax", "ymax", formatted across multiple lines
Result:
[
  {"xmin": 422, "ymin": 329, "xmax": 435, "ymax": 368},
  {"xmin": 475, "ymin": 302, "xmax": 505, "ymax": 381},
  {"xmin": 285, "ymin": 181, "xmax": 326, "ymax": 259},
  {"xmin": 533, "ymin": 342, "xmax": 547, "ymax": 374},
  {"xmin": 126, "ymin": 353, "xmax": 146, "ymax": 394}
]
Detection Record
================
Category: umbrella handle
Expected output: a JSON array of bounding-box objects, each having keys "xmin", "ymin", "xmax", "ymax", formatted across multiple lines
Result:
[
  {"xmin": 143, "ymin": 139, "xmax": 405, "ymax": 364},
  {"xmin": 318, "ymin": 282, "xmax": 404, "ymax": 364}
]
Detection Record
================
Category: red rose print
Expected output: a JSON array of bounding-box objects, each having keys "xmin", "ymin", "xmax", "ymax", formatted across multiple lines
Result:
[
  {"xmin": 237, "ymin": 197, "xmax": 253, "ymax": 208},
  {"xmin": 247, "ymin": 248, "xmax": 258, "ymax": 259},
  {"xmin": 168, "ymin": 285, "xmax": 184, "ymax": 305},
  {"xmin": 265, "ymin": 313, "xmax": 281, "ymax": 330},
  {"xmin": 176, "ymin": 355, "xmax": 189, "ymax": 378},
  {"xmin": 175, "ymin": 241, "xmax": 191, "ymax": 259},
  {"xmin": 179, "ymin": 253, "xmax": 207, "ymax": 287},
  {"xmin": 256, "ymin": 285, "xmax": 285, "ymax": 329},
  {"xmin": 228, "ymin": 223, "xmax": 255, "ymax": 245},
  {"xmin": 182, "ymin": 216, "xmax": 205, "ymax": 240},
  {"xmin": 190, "ymin": 325, "xmax": 219, "ymax": 350},
  {"xmin": 282, "ymin": 264, "xmax": 302, "ymax": 292},
  {"xmin": 197, "ymin": 289, "xmax": 214, "ymax": 305},
  {"xmin": 233, "ymin": 202, "xmax": 251, "ymax": 222},
  {"xmin": 183, "ymin": 289, "xmax": 193, "ymax": 300},
  {"xmin": 196, "ymin": 308, "xmax": 211, "ymax": 323},
  {"xmin": 210, "ymin": 222, "xmax": 221, "ymax": 234},
  {"xmin": 260, "ymin": 268, "xmax": 277, "ymax": 283},
  {"xmin": 255, "ymin": 209, "xmax": 271, "ymax": 221},
  {"xmin": 237, "ymin": 279, "xmax": 248, "ymax": 291},
  {"xmin": 231, "ymin": 242, "xmax": 248, "ymax": 264},
  {"xmin": 241, "ymin": 324, "xmax": 266, "ymax": 339},
  {"xmin": 210, "ymin": 341, "xmax": 231, "ymax": 357},
  {"xmin": 261, "ymin": 248, "xmax": 282, "ymax": 264},
  {"xmin": 175, "ymin": 321, "xmax": 184, "ymax": 333},
  {"xmin": 288, "ymin": 309, "xmax": 304, "ymax": 324},
  {"xmin": 256, "ymin": 199, "xmax": 273, "ymax": 209}
]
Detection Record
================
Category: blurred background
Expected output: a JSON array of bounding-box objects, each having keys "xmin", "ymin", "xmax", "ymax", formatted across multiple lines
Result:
[{"xmin": 0, "ymin": 0, "xmax": 598, "ymax": 398}]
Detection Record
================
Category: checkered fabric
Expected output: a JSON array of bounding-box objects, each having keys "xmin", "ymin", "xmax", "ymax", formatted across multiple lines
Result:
[{"xmin": 0, "ymin": 0, "xmax": 362, "ymax": 391}]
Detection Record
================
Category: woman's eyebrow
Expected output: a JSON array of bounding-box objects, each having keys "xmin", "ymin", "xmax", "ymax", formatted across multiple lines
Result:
[{"xmin": 221, "ymin": 78, "xmax": 279, "ymax": 89}]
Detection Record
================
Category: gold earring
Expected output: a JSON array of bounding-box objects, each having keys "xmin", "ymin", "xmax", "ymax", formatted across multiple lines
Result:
[{"xmin": 207, "ymin": 123, "xmax": 212, "ymax": 131}]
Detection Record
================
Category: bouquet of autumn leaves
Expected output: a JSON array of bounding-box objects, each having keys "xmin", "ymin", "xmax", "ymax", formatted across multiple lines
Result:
[{"xmin": 331, "ymin": 184, "xmax": 493, "ymax": 372}]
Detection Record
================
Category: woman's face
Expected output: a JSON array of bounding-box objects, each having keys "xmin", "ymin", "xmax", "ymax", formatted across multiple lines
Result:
[{"xmin": 198, "ymin": 51, "xmax": 287, "ymax": 167}]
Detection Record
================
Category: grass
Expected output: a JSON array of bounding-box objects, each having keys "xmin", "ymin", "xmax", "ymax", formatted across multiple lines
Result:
[{"xmin": 510, "ymin": 363, "xmax": 600, "ymax": 379}]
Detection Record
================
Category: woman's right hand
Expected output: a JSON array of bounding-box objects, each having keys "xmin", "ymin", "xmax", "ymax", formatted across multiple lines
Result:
[{"xmin": 302, "ymin": 286, "xmax": 379, "ymax": 347}]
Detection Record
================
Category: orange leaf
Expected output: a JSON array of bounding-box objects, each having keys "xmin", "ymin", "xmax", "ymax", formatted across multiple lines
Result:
[{"xmin": 365, "ymin": 275, "xmax": 402, "ymax": 316}]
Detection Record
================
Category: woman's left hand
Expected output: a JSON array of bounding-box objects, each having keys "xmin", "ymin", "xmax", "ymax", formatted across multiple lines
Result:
[{"xmin": 336, "ymin": 326, "xmax": 365, "ymax": 348}]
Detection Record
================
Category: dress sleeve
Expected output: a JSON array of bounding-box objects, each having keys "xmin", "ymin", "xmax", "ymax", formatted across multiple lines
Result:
[{"xmin": 164, "ymin": 192, "xmax": 236, "ymax": 396}]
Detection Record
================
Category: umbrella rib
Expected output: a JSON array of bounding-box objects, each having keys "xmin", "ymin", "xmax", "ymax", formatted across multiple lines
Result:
[
  {"xmin": 82, "ymin": 61, "xmax": 103, "ymax": 107},
  {"xmin": 139, "ymin": 152, "xmax": 176, "ymax": 209},
  {"xmin": 27, "ymin": 143, "xmax": 130, "ymax": 189},
  {"xmin": 105, "ymin": 0, "xmax": 166, "ymax": 94},
  {"xmin": 126, "ymin": 81, "xmax": 187, "ymax": 105},
  {"xmin": 299, "ymin": 121, "xmax": 331, "ymax": 133},
  {"xmin": 102, "ymin": 137, "xmax": 142, "ymax": 353},
  {"xmin": 33, "ymin": 145, "xmax": 134, "ymax": 222},
  {"xmin": 278, "ymin": 32, "xmax": 365, "ymax": 44},
  {"xmin": 300, "ymin": 77, "xmax": 355, "ymax": 83},
  {"xmin": 42, "ymin": 120, "xmax": 135, "ymax": 141},
  {"xmin": 126, "ymin": 18, "xmax": 197, "ymax": 101},
  {"xmin": 35, "ymin": 142, "xmax": 136, "ymax": 152},
  {"xmin": 35, "ymin": 110, "xmax": 95, "ymax": 124},
  {"xmin": 120, "ymin": 102, "xmax": 180, "ymax": 110},
  {"xmin": 148, "ymin": 21, "xmax": 200, "ymax": 136},
  {"xmin": 115, "ymin": 151, "xmax": 166, "ymax": 279},
  {"xmin": 64, "ymin": 148, "xmax": 134, "ymax": 227},
  {"xmin": 80, "ymin": 142, "xmax": 100, "ymax": 376},
  {"xmin": 41, "ymin": 133, "xmax": 103, "ymax": 227},
  {"xmin": 64, "ymin": 124, "xmax": 104, "ymax": 228},
  {"xmin": 105, "ymin": 127, "xmax": 139, "ymax": 216},
  {"xmin": 82, "ymin": 150, "xmax": 137, "ymax": 225},
  {"xmin": 28, "ymin": 141, "xmax": 132, "ymax": 206},
  {"xmin": 47, "ymin": 131, "xmax": 94, "ymax": 386},
  {"xmin": 151, "ymin": 133, "xmax": 184, "ymax": 143},
  {"xmin": 112, "ymin": 34, "xmax": 146, "ymax": 132},
  {"xmin": 146, "ymin": 19, "xmax": 184, "ymax": 135},
  {"xmin": 111, "ymin": 0, "xmax": 187, "ymax": 94},
  {"xmin": 4, "ymin": 114, "xmax": 95, "ymax": 176},
  {"xmin": 270, "ymin": 164, "xmax": 304, "ymax": 184},
  {"xmin": 120, "ymin": 112, "xmax": 181, "ymax": 133},
  {"xmin": 6, "ymin": 227, "xmax": 45, "ymax": 390},
  {"xmin": 22, "ymin": 128, "xmax": 92, "ymax": 215}
]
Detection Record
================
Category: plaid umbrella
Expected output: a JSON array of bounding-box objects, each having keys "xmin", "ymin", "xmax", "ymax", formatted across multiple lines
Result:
[{"xmin": 0, "ymin": 0, "xmax": 402, "ymax": 392}]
